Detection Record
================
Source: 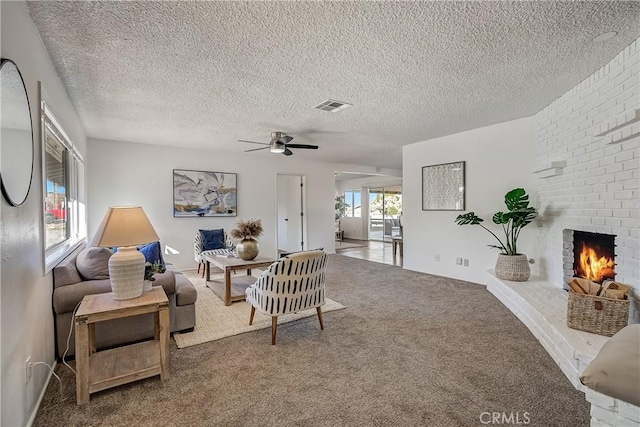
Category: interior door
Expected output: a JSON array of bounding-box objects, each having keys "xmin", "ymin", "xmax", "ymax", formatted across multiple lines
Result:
[{"xmin": 276, "ymin": 175, "xmax": 304, "ymax": 253}]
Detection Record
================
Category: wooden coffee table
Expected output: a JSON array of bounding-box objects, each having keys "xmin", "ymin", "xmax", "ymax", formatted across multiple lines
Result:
[
  {"xmin": 74, "ymin": 287, "xmax": 169, "ymax": 405},
  {"xmin": 205, "ymin": 255, "xmax": 275, "ymax": 306}
]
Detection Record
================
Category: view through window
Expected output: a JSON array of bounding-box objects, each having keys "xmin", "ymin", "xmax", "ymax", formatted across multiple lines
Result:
[
  {"xmin": 43, "ymin": 103, "xmax": 85, "ymax": 254},
  {"xmin": 342, "ymin": 190, "xmax": 362, "ymax": 218}
]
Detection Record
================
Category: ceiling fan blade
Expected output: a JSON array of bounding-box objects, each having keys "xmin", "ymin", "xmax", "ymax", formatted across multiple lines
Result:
[
  {"xmin": 283, "ymin": 148, "xmax": 293, "ymax": 156},
  {"xmin": 281, "ymin": 135, "xmax": 294, "ymax": 144},
  {"xmin": 238, "ymin": 139, "xmax": 269, "ymax": 145},
  {"xmin": 244, "ymin": 146, "xmax": 270, "ymax": 153},
  {"xmin": 286, "ymin": 143, "xmax": 318, "ymax": 149}
]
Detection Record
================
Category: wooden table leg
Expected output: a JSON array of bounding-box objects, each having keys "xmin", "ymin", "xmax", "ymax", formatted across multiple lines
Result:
[
  {"xmin": 225, "ymin": 268, "xmax": 232, "ymax": 306},
  {"xmin": 75, "ymin": 319, "xmax": 90, "ymax": 405},
  {"xmin": 206, "ymin": 260, "xmax": 211, "ymax": 281},
  {"xmin": 88, "ymin": 323, "xmax": 96, "ymax": 355},
  {"xmin": 157, "ymin": 306, "xmax": 170, "ymax": 380}
]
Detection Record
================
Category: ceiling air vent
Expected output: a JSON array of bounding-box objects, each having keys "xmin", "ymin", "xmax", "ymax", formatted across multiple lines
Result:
[{"xmin": 314, "ymin": 99, "xmax": 352, "ymax": 112}]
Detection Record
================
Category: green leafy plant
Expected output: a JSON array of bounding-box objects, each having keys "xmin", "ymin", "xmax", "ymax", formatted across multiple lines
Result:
[
  {"xmin": 144, "ymin": 260, "xmax": 166, "ymax": 282},
  {"xmin": 335, "ymin": 195, "xmax": 348, "ymax": 221},
  {"xmin": 230, "ymin": 218, "xmax": 263, "ymax": 240},
  {"xmin": 455, "ymin": 188, "xmax": 537, "ymax": 256}
]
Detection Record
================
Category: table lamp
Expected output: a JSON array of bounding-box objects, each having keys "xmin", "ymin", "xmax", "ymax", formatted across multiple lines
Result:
[{"xmin": 90, "ymin": 206, "xmax": 160, "ymax": 300}]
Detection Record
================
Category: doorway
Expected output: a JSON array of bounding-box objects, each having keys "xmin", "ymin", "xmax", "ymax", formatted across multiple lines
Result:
[
  {"xmin": 368, "ymin": 186, "xmax": 402, "ymax": 242},
  {"xmin": 276, "ymin": 174, "xmax": 307, "ymax": 253}
]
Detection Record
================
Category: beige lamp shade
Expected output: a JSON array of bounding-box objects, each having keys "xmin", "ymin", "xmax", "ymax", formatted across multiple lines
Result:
[
  {"xmin": 90, "ymin": 206, "xmax": 159, "ymax": 248},
  {"xmin": 90, "ymin": 206, "xmax": 160, "ymax": 300}
]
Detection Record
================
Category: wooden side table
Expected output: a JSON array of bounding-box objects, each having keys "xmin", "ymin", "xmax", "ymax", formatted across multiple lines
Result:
[{"xmin": 74, "ymin": 287, "xmax": 170, "ymax": 405}]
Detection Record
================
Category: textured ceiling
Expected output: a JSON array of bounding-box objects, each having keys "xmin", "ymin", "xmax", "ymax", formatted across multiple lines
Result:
[{"xmin": 26, "ymin": 1, "xmax": 640, "ymax": 169}]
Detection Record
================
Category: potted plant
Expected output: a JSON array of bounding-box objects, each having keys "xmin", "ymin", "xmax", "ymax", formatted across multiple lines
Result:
[
  {"xmin": 143, "ymin": 260, "xmax": 166, "ymax": 292},
  {"xmin": 335, "ymin": 195, "xmax": 348, "ymax": 221},
  {"xmin": 455, "ymin": 188, "xmax": 537, "ymax": 281},
  {"xmin": 230, "ymin": 218, "xmax": 264, "ymax": 260}
]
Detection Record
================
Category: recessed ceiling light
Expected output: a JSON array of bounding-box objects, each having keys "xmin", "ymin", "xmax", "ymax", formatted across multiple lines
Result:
[{"xmin": 593, "ymin": 31, "xmax": 618, "ymax": 42}]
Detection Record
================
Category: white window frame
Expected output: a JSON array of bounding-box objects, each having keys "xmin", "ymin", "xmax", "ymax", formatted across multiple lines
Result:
[
  {"xmin": 41, "ymin": 95, "xmax": 86, "ymax": 273},
  {"xmin": 342, "ymin": 190, "xmax": 362, "ymax": 218}
]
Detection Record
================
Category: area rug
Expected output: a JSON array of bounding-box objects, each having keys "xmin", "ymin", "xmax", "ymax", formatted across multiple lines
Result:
[{"xmin": 174, "ymin": 269, "xmax": 346, "ymax": 348}]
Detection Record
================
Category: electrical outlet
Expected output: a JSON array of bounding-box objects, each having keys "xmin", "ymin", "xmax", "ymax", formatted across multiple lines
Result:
[
  {"xmin": 25, "ymin": 357, "xmax": 32, "ymax": 384},
  {"xmin": 435, "ymin": 254, "xmax": 440, "ymax": 262},
  {"xmin": 463, "ymin": 258, "xmax": 469, "ymax": 267},
  {"xmin": 456, "ymin": 257, "xmax": 462, "ymax": 265}
]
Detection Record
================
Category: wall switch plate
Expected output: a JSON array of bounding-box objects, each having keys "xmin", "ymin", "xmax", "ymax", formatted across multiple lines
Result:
[
  {"xmin": 463, "ymin": 259, "xmax": 469, "ymax": 267},
  {"xmin": 456, "ymin": 257, "xmax": 462, "ymax": 265}
]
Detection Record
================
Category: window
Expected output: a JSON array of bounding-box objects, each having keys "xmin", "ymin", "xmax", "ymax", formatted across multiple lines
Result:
[
  {"xmin": 42, "ymin": 100, "xmax": 86, "ymax": 271},
  {"xmin": 342, "ymin": 190, "xmax": 361, "ymax": 218}
]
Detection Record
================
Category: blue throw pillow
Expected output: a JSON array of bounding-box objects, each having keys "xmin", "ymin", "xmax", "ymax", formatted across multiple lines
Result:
[
  {"xmin": 138, "ymin": 241, "xmax": 165, "ymax": 268},
  {"xmin": 200, "ymin": 229, "xmax": 225, "ymax": 251}
]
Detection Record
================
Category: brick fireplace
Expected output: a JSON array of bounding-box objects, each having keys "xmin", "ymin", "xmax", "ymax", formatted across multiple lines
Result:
[
  {"xmin": 562, "ymin": 230, "xmax": 616, "ymax": 290},
  {"xmin": 536, "ymin": 40, "xmax": 639, "ymax": 324}
]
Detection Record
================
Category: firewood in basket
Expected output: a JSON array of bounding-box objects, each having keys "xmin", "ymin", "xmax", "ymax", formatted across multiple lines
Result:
[
  {"xmin": 601, "ymin": 280, "xmax": 631, "ymax": 293},
  {"xmin": 602, "ymin": 289, "xmax": 628, "ymax": 299},
  {"xmin": 568, "ymin": 278, "xmax": 587, "ymax": 294},
  {"xmin": 588, "ymin": 282, "xmax": 601, "ymax": 296},
  {"xmin": 568, "ymin": 277, "xmax": 601, "ymax": 295},
  {"xmin": 601, "ymin": 280, "xmax": 631, "ymax": 299}
]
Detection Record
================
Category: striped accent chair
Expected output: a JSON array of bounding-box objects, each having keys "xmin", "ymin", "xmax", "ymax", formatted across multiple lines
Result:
[
  {"xmin": 245, "ymin": 250, "xmax": 328, "ymax": 345},
  {"xmin": 194, "ymin": 230, "xmax": 232, "ymax": 277}
]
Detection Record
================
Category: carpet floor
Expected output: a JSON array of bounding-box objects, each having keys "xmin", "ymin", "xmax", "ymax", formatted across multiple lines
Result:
[
  {"xmin": 34, "ymin": 255, "xmax": 589, "ymax": 427},
  {"xmin": 174, "ymin": 270, "xmax": 345, "ymax": 348}
]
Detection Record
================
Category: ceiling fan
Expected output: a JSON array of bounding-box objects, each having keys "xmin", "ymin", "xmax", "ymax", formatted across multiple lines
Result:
[{"xmin": 239, "ymin": 132, "xmax": 318, "ymax": 156}]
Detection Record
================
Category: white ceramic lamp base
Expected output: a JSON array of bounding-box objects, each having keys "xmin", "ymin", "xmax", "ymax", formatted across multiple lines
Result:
[{"xmin": 109, "ymin": 246, "xmax": 145, "ymax": 300}]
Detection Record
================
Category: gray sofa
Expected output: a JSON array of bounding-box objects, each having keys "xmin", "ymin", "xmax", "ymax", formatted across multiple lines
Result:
[{"xmin": 53, "ymin": 244, "xmax": 197, "ymax": 358}]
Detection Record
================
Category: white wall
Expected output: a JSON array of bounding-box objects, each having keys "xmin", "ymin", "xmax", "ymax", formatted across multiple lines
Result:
[
  {"xmin": 87, "ymin": 139, "xmax": 348, "ymax": 269},
  {"xmin": 402, "ymin": 117, "xmax": 537, "ymax": 283},
  {"xmin": 1, "ymin": 2, "xmax": 87, "ymax": 425},
  {"xmin": 535, "ymin": 39, "xmax": 639, "ymax": 321}
]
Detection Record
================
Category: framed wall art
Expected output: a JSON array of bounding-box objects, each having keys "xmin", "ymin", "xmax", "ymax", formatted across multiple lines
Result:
[
  {"xmin": 422, "ymin": 161, "xmax": 465, "ymax": 211},
  {"xmin": 173, "ymin": 169, "xmax": 237, "ymax": 217}
]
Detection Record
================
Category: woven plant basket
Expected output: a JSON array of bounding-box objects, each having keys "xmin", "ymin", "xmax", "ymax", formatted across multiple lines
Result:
[
  {"xmin": 567, "ymin": 291, "xmax": 629, "ymax": 337},
  {"xmin": 495, "ymin": 254, "xmax": 530, "ymax": 282}
]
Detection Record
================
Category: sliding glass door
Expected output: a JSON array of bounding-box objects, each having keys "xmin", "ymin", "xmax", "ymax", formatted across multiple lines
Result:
[{"xmin": 368, "ymin": 186, "xmax": 402, "ymax": 242}]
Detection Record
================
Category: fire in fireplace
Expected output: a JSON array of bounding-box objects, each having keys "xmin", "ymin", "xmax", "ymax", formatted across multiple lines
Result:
[{"xmin": 573, "ymin": 231, "xmax": 615, "ymax": 284}]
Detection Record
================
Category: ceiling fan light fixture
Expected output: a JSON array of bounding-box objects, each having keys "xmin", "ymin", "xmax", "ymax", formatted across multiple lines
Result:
[{"xmin": 270, "ymin": 143, "xmax": 285, "ymax": 153}]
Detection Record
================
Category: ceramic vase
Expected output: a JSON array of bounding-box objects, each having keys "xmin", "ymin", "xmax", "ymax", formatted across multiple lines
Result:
[
  {"xmin": 142, "ymin": 280, "xmax": 153, "ymax": 292},
  {"xmin": 236, "ymin": 237, "xmax": 259, "ymax": 260}
]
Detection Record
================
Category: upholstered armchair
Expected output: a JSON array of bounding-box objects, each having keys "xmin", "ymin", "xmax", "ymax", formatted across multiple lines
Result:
[
  {"xmin": 194, "ymin": 229, "xmax": 232, "ymax": 277},
  {"xmin": 245, "ymin": 250, "xmax": 328, "ymax": 344}
]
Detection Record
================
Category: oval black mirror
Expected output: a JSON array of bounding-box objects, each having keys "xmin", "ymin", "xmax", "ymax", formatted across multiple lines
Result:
[{"xmin": 1, "ymin": 58, "xmax": 34, "ymax": 207}]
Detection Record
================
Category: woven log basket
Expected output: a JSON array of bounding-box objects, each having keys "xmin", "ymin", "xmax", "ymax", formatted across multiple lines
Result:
[{"xmin": 567, "ymin": 291, "xmax": 629, "ymax": 337}]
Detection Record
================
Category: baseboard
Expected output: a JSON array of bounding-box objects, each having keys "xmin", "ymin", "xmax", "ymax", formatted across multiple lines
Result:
[{"xmin": 26, "ymin": 360, "xmax": 57, "ymax": 427}]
